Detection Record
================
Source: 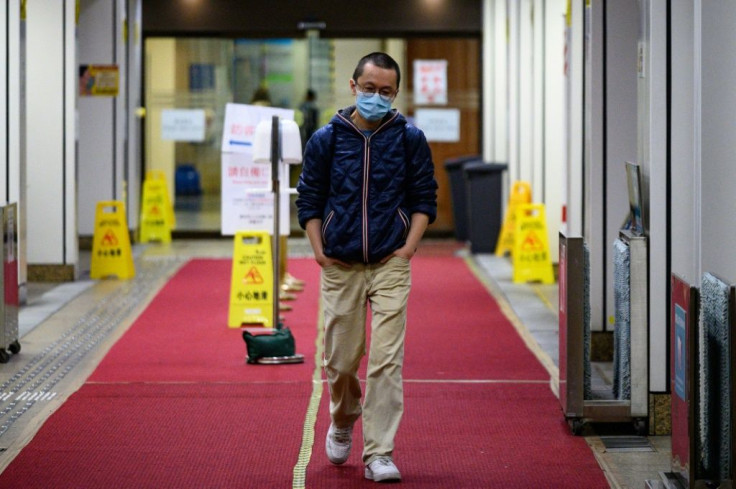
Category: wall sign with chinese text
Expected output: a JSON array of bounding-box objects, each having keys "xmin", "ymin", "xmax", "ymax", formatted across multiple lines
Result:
[
  {"xmin": 413, "ymin": 59, "xmax": 447, "ymax": 105},
  {"xmin": 79, "ymin": 65, "xmax": 119, "ymax": 97}
]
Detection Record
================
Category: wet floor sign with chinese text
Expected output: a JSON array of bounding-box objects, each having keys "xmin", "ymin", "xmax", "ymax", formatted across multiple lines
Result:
[
  {"xmin": 228, "ymin": 231, "xmax": 275, "ymax": 328},
  {"xmin": 139, "ymin": 178, "xmax": 172, "ymax": 243},
  {"xmin": 146, "ymin": 169, "xmax": 176, "ymax": 230},
  {"xmin": 512, "ymin": 203, "xmax": 555, "ymax": 284},
  {"xmin": 495, "ymin": 181, "xmax": 532, "ymax": 257},
  {"xmin": 90, "ymin": 201, "xmax": 135, "ymax": 280}
]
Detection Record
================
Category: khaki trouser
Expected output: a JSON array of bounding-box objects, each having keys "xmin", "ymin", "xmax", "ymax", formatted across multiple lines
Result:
[{"xmin": 321, "ymin": 256, "xmax": 411, "ymax": 465}]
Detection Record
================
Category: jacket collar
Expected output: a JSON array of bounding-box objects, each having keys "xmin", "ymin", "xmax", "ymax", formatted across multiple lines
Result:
[{"xmin": 334, "ymin": 105, "xmax": 404, "ymax": 134}]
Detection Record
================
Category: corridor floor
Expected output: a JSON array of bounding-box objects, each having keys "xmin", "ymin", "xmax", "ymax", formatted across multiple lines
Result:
[{"xmin": 0, "ymin": 238, "xmax": 671, "ymax": 487}]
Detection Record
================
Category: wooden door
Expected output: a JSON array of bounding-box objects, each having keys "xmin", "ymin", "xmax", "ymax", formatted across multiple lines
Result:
[{"xmin": 406, "ymin": 38, "xmax": 481, "ymax": 236}]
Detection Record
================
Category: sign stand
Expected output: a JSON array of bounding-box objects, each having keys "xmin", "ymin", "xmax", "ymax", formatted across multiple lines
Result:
[
  {"xmin": 241, "ymin": 115, "xmax": 304, "ymax": 365},
  {"xmin": 269, "ymin": 115, "xmax": 282, "ymax": 330}
]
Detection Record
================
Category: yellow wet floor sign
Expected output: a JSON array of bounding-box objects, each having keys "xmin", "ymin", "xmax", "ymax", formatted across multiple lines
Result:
[
  {"xmin": 495, "ymin": 181, "xmax": 532, "ymax": 256},
  {"xmin": 139, "ymin": 178, "xmax": 172, "ymax": 243},
  {"xmin": 90, "ymin": 201, "xmax": 135, "ymax": 279},
  {"xmin": 146, "ymin": 170, "xmax": 176, "ymax": 229},
  {"xmin": 228, "ymin": 231, "xmax": 275, "ymax": 328},
  {"xmin": 512, "ymin": 203, "xmax": 555, "ymax": 284}
]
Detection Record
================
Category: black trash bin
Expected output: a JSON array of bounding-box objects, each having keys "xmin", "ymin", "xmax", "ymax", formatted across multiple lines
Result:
[
  {"xmin": 444, "ymin": 155, "xmax": 482, "ymax": 241},
  {"xmin": 463, "ymin": 162, "xmax": 508, "ymax": 253}
]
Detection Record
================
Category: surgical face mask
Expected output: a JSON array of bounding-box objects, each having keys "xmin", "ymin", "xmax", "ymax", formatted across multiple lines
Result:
[{"xmin": 355, "ymin": 91, "xmax": 392, "ymax": 122}]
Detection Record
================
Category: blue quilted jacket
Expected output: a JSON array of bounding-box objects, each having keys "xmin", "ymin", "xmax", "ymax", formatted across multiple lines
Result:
[{"xmin": 296, "ymin": 106, "xmax": 438, "ymax": 264}]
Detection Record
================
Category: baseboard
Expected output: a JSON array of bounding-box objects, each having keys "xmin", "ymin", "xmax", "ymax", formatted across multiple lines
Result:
[{"xmin": 27, "ymin": 264, "xmax": 76, "ymax": 282}]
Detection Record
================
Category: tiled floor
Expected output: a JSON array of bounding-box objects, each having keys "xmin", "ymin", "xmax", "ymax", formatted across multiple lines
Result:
[{"xmin": 2, "ymin": 238, "xmax": 673, "ymax": 487}]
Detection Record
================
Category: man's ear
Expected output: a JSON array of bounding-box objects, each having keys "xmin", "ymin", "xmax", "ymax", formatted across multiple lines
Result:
[{"xmin": 349, "ymin": 79, "xmax": 357, "ymax": 96}]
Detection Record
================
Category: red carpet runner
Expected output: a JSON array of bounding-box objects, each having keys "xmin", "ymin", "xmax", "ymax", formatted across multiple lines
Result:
[{"xmin": 0, "ymin": 249, "xmax": 609, "ymax": 488}]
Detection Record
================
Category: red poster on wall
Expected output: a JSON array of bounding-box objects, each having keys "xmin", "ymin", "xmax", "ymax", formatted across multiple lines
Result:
[{"xmin": 670, "ymin": 274, "xmax": 696, "ymax": 481}]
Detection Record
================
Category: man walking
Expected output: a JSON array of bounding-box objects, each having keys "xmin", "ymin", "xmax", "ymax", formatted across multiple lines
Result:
[{"xmin": 296, "ymin": 52, "xmax": 437, "ymax": 482}]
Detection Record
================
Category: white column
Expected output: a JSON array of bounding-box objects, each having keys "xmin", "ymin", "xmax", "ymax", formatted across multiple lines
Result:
[
  {"xmin": 669, "ymin": 1, "xmax": 699, "ymax": 412},
  {"xmin": 482, "ymin": 0, "xmax": 495, "ymax": 161},
  {"xmin": 566, "ymin": 0, "xmax": 584, "ymax": 236},
  {"xmin": 518, "ymin": 0, "xmax": 534, "ymax": 184},
  {"xmin": 78, "ymin": 0, "xmax": 129, "ymax": 236},
  {"xmin": 26, "ymin": 0, "xmax": 78, "ymax": 272},
  {"xmin": 126, "ymin": 0, "xmax": 143, "ymax": 229},
  {"xmin": 585, "ymin": 0, "xmax": 605, "ymax": 329},
  {"xmin": 543, "ymin": 0, "xmax": 567, "ymax": 264},
  {"xmin": 7, "ymin": 0, "xmax": 26, "ymax": 296},
  {"xmin": 0, "ymin": 5, "xmax": 8, "ymax": 200},
  {"xmin": 700, "ymin": 1, "xmax": 736, "ymax": 281},
  {"xmin": 637, "ymin": 0, "xmax": 668, "ymax": 392},
  {"xmin": 531, "ymin": 0, "xmax": 545, "ymax": 202},
  {"xmin": 492, "ymin": 0, "xmax": 507, "ymax": 164},
  {"xmin": 604, "ymin": 0, "xmax": 638, "ymax": 331},
  {"xmin": 507, "ymin": 0, "xmax": 520, "ymax": 183}
]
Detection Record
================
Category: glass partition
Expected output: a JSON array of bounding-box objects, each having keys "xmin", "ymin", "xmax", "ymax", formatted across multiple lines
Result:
[{"xmin": 144, "ymin": 36, "xmax": 334, "ymax": 233}]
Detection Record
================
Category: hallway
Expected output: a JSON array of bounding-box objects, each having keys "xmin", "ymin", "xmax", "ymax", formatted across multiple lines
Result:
[{"xmin": 0, "ymin": 239, "xmax": 670, "ymax": 487}]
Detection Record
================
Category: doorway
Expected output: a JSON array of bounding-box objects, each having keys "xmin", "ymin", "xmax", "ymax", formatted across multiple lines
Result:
[{"xmin": 143, "ymin": 37, "xmax": 480, "ymax": 236}]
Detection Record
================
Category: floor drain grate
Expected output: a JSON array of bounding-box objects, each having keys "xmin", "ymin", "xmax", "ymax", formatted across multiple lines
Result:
[{"xmin": 600, "ymin": 436, "xmax": 654, "ymax": 452}]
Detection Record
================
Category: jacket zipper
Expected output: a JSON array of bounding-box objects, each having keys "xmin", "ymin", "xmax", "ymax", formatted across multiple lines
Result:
[{"xmin": 336, "ymin": 111, "xmax": 400, "ymax": 263}]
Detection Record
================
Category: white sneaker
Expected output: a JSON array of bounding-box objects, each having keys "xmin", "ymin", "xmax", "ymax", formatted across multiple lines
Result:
[
  {"xmin": 365, "ymin": 457, "xmax": 401, "ymax": 482},
  {"xmin": 325, "ymin": 424, "xmax": 352, "ymax": 464}
]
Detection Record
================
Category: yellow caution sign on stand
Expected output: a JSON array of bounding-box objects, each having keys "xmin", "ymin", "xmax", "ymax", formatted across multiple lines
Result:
[
  {"xmin": 145, "ymin": 170, "xmax": 176, "ymax": 230},
  {"xmin": 90, "ymin": 201, "xmax": 135, "ymax": 279},
  {"xmin": 228, "ymin": 231, "xmax": 275, "ymax": 328},
  {"xmin": 512, "ymin": 203, "xmax": 555, "ymax": 284},
  {"xmin": 495, "ymin": 181, "xmax": 532, "ymax": 256},
  {"xmin": 139, "ymin": 178, "xmax": 172, "ymax": 243}
]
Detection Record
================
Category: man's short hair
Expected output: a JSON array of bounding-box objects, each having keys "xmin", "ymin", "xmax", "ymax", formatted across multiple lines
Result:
[{"xmin": 352, "ymin": 52, "xmax": 401, "ymax": 88}]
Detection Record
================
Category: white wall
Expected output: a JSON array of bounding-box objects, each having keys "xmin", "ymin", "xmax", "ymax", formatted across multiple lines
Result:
[
  {"xmin": 543, "ymin": 0, "xmax": 566, "ymax": 264},
  {"xmin": 507, "ymin": 0, "xmax": 520, "ymax": 184},
  {"xmin": 0, "ymin": 6, "xmax": 8, "ymax": 202},
  {"xmin": 126, "ymin": 0, "xmax": 143, "ymax": 229},
  {"xmin": 700, "ymin": 1, "xmax": 736, "ymax": 282},
  {"xmin": 517, "ymin": 0, "xmax": 534, "ymax": 184},
  {"xmin": 669, "ymin": 2, "xmax": 697, "ymax": 285},
  {"xmin": 482, "ymin": 0, "xmax": 565, "ymax": 263},
  {"xmin": 77, "ymin": 0, "xmax": 138, "ymax": 235},
  {"xmin": 637, "ymin": 0, "xmax": 669, "ymax": 393},
  {"xmin": 78, "ymin": 0, "xmax": 120, "ymax": 236},
  {"xmin": 26, "ymin": 0, "xmax": 77, "ymax": 267},
  {"xmin": 585, "ymin": 0, "xmax": 605, "ymax": 329},
  {"xmin": 604, "ymin": 0, "xmax": 639, "ymax": 328},
  {"xmin": 492, "ymin": 0, "xmax": 507, "ymax": 164},
  {"xmin": 482, "ymin": 0, "xmax": 495, "ymax": 161},
  {"xmin": 0, "ymin": 2, "xmax": 25, "ymax": 293},
  {"xmin": 532, "ymin": 0, "xmax": 545, "ymax": 204},
  {"xmin": 566, "ymin": 0, "xmax": 584, "ymax": 236},
  {"xmin": 9, "ymin": 0, "xmax": 25, "ymax": 293}
]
